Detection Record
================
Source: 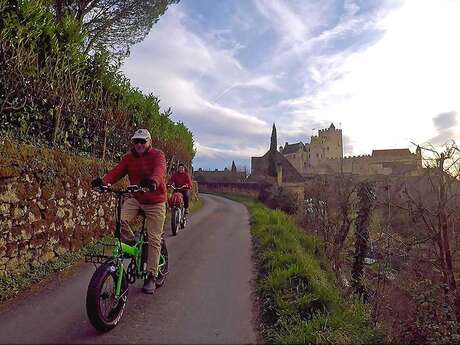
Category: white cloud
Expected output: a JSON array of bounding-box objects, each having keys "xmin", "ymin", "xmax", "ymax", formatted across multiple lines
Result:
[
  {"xmin": 122, "ymin": 5, "xmax": 277, "ymax": 156},
  {"xmin": 195, "ymin": 142, "xmax": 267, "ymax": 159},
  {"xmin": 254, "ymin": 0, "xmax": 382, "ymax": 69},
  {"xmin": 430, "ymin": 111, "xmax": 458, "ymax": 145},
  {"xmin": 277, "ymin": 0, "xmax": 460, "ymax": 154},
  {"xmin": 122, "ymin": 0, "xmax": 460, "ymax": 169},
  {"xmin": 211, "ymin": 75, "xmax": 281, "ymax": 102},
  {"xmin": 254, "ymin": 0, "xmax": 311, "ymax": 45}
]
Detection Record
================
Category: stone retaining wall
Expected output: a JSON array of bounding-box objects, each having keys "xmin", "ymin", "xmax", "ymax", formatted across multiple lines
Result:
[
  {"xmin": 0, "ymin": 140, "xmax": 116, "ymax": 275},
  {"xmin": 0, "ymin": 140, "xmax": 201, "ymax": 276}
]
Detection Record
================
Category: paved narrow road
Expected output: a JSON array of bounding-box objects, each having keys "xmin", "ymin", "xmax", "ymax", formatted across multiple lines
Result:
[{"xmin": 0, "ymin": 194, "xmax": 258, "ymax": 344}]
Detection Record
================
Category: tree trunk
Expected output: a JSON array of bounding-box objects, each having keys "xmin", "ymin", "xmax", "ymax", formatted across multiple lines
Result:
[
  {"xmin": 333, "ymin": 216, "xmax": 352, "ymax": 272},
  {"xmin": 437, "ymin": 154, "xmax": 459, "ymax": 317},
  {"xmin": 351, "ymin": 182, "xmax": 375, "ymax": 299}
]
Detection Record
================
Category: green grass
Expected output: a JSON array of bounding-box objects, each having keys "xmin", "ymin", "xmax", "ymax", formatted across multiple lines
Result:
[
  {"xmin": 218, "ymin": 193, "xmax": 377, "ymax": 344},
  {"xmin": 190, "ymin": 196, "xmax": 204, "ymax": 213}
]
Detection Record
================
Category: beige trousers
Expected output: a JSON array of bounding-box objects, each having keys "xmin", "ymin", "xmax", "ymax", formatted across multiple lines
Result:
[{"xmin": 119, "ymin": 198, "xmax": 166, "ymax": 276}]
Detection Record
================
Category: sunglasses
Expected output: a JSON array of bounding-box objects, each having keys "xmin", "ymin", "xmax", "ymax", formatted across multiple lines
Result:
[{"xmin": 133, "ymin": 139, "xmax": 147, "ymax": 145}]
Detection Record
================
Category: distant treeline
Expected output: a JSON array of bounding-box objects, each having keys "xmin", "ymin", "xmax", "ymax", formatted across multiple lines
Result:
[{"xmin": 0, "ymin": 0, "xmax": 194, "ymax": 163}]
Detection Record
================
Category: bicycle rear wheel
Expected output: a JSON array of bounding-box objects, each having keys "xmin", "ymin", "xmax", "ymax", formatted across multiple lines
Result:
[
  {"xmin": 171, "ymin": 208, "xmax": 179, "ymax": 236},
  {"xmin": 180, "ymin": 208, "xmax": 186, "ymax": 229},
  {"xmin": 86, "ymin": 262, "xmax": 128, "ymax": 332}
]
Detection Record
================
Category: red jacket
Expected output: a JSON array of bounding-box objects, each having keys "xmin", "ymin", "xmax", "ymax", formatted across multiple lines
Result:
[
  {"xmin": 103, "ymin": 147, "xmax": 167, "ymax": 204},
  {"xmin": 169, "ymin": 171, "xmax": 192, "ymax": 189}
]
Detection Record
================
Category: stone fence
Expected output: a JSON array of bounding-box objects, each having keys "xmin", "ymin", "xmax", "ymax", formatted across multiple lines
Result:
[
  {"xmin": 197, "ymin": 180, "xmax": 306, "ymax": 202},
  {"xmin": 197, "ymin": 181, "xmax": 260, "ymax": 198}
]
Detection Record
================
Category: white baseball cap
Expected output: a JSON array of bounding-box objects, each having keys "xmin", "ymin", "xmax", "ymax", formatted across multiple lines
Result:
[{"xmin": 131, "ymin": 129, "xmax": 151, "ymax": 140}]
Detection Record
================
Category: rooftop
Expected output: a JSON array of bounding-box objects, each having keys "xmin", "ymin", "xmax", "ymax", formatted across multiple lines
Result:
[
  {"xmin": 372, "ymin": 149, "xmax": 412, "ymax": 157},
  {"xmin": 283, "ymin": 142, "xmax": 305, "ymax": 154}
]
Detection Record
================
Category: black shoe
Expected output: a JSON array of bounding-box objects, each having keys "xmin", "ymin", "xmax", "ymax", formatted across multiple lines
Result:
[
  {"xmin": 142, "ymin": 274, "xmax": 156, "ymax": 294},
  {"xmin": 122, "ymin": 239, "xmax": 136, "ymax": 246}
]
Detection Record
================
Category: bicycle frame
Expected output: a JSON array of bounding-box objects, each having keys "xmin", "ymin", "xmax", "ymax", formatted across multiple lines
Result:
[
  {"xmin": 87, "ymin": 185, "xmax": 166, "ymax": 300},
  {"xmin": 168, "ymin": 188, "xmax": 183, "ymax": 207},
  {"xmin": 113, "ymin": 239, "xmax": 166, "ymax": 299}
]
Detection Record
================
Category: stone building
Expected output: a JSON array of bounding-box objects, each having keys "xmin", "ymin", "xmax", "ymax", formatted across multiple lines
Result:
[
  {"xmin": 250, "ymin": 150, "xmax": 305, "ymax": 184},
  {"xmin": 250, "ymin": 124, "xmax": 304, "ymax": 183},
  {"xmin": 193, "ymin": 161, "xmax": 247, "ymax": 183},
  {"xmin": 280, "ymin": 124, "xmax": 423, "ymax": 176},
  {"xmin": 249, "ymin": 124, "xmax": 305, "ymax": 199},
  {"xmin": 279, "ymin": 142, "xmax": 306, "ymax": 173}
]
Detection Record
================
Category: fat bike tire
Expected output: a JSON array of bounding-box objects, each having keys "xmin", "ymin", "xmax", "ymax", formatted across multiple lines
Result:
[
  {"xmin": 86, "ymin": 262, "xmax": 128, "ymax": 332},
  {"xmin": 171, "ymin": 208, "xmax": 179, "ymax": 236},
  {"xmin": 180, "ymin": 208, "xmax": 186, "ymax": 229}
]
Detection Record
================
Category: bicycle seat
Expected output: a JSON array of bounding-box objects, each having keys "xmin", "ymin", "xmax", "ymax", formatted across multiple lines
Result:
[{"xmin": 138, "ymin": 209, "xmax": 146, "ymax": 218}]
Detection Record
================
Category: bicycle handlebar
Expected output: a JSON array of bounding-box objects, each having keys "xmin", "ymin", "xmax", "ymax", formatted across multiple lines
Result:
[
  {"xmin": 168, "ymin": 184, "xmax": 189, "ymax": 191},
  {"xmin": 93, "ymin": 185, "xmax": 148, "ymax": 194}
]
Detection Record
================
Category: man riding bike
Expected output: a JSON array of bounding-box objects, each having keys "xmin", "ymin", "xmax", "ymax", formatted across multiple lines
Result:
[
  {"xmin": 91, "ymin": 128, "xmax": 166, "ymax": 295},
  {"xmin": 169, "ymin": 162, "xmax": 192, "ymax": 215}
]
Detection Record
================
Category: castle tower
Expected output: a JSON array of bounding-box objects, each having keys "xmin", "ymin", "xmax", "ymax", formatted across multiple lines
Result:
[
  {"xmin": 305, "ymin": 123, "xmax": 343, "ymax": 169},
  {"xmin": 321, "ymin": 123, "xmax": 343, "ymax": 159}
]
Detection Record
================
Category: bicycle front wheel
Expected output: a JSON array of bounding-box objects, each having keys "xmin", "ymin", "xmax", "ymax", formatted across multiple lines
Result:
[
  {"xmin": 86, "ymin": 262, "xmax": 128, "ymax": 332},
  {"xmin": 156, "ymin": 239, "xmax": 169, "ymax": 287}
]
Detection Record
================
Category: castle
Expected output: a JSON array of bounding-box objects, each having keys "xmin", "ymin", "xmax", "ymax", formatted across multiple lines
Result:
[{"xmin": 280, "ymin": 123, "xmax": 423, "ymax": 176}]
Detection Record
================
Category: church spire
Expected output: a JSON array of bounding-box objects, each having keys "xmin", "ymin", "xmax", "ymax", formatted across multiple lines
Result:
[
  {"xmin": 268, "ymin": 123, "xmax": 278, "ymax": 177},
  {"xmin": 270, "ymin": 123, "xmax": 277, "ymax": 152}
]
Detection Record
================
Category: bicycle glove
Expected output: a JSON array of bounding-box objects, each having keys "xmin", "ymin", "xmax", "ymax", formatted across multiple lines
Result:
[{"xmin": 140, "ymin": 178, "xmax": 156, "ymax": 191}]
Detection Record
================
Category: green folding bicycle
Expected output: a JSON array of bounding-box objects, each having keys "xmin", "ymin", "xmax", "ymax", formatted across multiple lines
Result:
[{"xmin": 85, "ymin": 185, "xmax": 169, "ymax": 332}]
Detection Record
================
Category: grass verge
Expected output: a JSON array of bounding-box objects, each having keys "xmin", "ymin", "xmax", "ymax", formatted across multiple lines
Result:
[
  {"xmin": 190, "ymin": 196, "xmax": 204, "ymax": 213},
  {"xmin": 218, "ymin": 193, "xmax": 377, "ymax": 344}
]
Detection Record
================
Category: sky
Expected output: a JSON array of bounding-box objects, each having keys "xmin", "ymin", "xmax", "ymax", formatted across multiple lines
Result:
[{"xmin": 122, "ymin": 0, "xmax": 460, "ymax": 170}]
